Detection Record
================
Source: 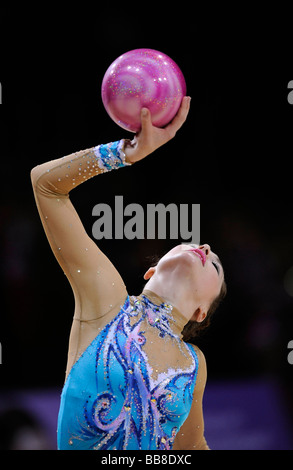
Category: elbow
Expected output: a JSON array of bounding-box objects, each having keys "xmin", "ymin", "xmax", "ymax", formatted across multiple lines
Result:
[
  {"xmin": 30, "ymin": 166, "xmax": 39, "ymax": 186},
  {"xmin": 30, "ymin": 164, "xmax": 67, "ymax": 198},
  {"xmin": 30, "ymin": 165, "xmax": 47, "ymax": 191},
  {"xmin": 30, "ymin": 165, "xmax": 46, "ymax": 194}
]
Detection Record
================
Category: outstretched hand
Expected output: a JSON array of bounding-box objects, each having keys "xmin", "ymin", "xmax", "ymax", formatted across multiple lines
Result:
[{"xmin": 124, "ymin": 96, "xmax": 191, "ymax": 164}]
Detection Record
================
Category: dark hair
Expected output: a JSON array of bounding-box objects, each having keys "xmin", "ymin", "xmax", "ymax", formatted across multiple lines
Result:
[{"xmin": 181, "ymin": 279, "xmax": 227, "ymax": 342}]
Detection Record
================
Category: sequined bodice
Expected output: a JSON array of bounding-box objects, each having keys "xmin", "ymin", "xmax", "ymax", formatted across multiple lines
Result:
[{"xmin": 57, "ymin": 291, "xmax": 198, "ymax": 450}]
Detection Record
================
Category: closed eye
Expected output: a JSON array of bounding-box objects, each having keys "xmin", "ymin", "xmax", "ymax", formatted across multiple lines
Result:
[{"xmin": 212, "ymin": 261, "xmax": 220, "ymax": 274}]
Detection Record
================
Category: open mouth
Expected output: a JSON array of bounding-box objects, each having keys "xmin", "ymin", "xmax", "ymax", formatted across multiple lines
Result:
[{"xmin": 188, "ymin": 248, "xmax": 206, "ymax": 266}]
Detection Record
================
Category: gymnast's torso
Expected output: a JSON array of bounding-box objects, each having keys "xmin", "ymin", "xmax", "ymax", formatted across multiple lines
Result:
[{"xmin": 57, "ymin": 291, "xmax": 198, "ymax": 450}]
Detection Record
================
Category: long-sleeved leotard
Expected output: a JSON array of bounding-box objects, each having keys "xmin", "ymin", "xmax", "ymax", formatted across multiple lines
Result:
[{"xmin": 31, "ymin": 140, "xmax": 209, "ymax": 450}]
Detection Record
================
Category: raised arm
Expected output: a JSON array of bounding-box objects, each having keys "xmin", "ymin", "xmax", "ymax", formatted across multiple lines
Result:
[
  {"xmin": 31, "ymin": 98, "xmax": 191, "ymax": 378},
  {"xmin": 30, "ymin": 141, "xmax": 131, "ymax": 321},
  {"xmin": 30, "ymin": 97, "xmax": 191, "ymax": 322}
]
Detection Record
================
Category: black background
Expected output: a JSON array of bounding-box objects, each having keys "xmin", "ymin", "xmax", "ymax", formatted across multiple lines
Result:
[{"xmin": 0, "ymin": 4, "xmax": 292, "ymax": 434}]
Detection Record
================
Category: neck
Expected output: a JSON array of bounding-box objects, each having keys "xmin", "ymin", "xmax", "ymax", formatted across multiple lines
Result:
[
  {"xmin": 144, "ymin": 274, "xmax": 194, "ymax": 322},
  {"xmin": 140, "ymin": 289, "xmax": 187, "ymax": 339}
]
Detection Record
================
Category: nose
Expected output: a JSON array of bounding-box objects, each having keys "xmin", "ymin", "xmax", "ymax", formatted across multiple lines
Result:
[{"xmin": 199, "ymin": 244, "xmax": 211, "ymax": 256}]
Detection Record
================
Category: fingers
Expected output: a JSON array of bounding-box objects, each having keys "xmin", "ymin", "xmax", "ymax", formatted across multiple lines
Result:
[
  {"xmin": 164, "ymin": 96, "xmax": 191, "ymax": 137},
  {"xmin": 130, "ymin": 97, "xmax": 191, "ymax": 161},
  {"xmin": 140, "ymin": 107, "xmax": 153, "ymax": 135},
  {"xmin": 140, "ymin": 96, "xmax": 190, "ymax": 136}
]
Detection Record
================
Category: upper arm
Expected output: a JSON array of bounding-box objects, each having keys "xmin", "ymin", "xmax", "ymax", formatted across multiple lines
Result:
[
  {"xmin": 31, "ymin": 161, "xmax": 127, "ymax": 319},
  {"xmin": 173, "ymin": 345, "xmax": 209, "ymax": 450}
]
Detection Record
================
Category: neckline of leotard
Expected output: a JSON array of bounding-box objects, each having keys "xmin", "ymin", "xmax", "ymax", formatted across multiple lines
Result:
[{"xmin": 140, "ymin": 289, "xmax": 187, "ymax": 340}]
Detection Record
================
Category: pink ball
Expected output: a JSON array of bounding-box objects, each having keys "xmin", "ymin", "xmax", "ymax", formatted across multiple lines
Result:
[{"xmin": 101, "ymin": 48, "xmax": 186, "ymax": 133}]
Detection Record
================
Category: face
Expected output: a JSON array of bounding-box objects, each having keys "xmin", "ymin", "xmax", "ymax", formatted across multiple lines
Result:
[{"xmin": 152, "ymin": 243, "xmax": 224, "ymax": 318}]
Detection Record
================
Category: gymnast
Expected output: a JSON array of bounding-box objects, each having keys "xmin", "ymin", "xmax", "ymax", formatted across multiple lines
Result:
[{"xmin": 31, "ymin": 97, "xmax": 226, "ymax": 450}]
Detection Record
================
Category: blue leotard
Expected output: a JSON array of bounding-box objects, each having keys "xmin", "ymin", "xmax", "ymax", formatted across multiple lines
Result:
[{"xmin": 57, "ymin": 292, "xmax": 198, "ymax": 450}]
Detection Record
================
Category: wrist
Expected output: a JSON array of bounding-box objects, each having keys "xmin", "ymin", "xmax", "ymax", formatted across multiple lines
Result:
[
  {"xmin": 123, "ymin": 138, "xmax": 149, "ymax": 164},
  {"xmin": 121, "ymin": 139, "xmax": 136, "ymax": 164},
  {"xmin": 94, "ymin": 139, "xmax": 132, "ymax": 170}
]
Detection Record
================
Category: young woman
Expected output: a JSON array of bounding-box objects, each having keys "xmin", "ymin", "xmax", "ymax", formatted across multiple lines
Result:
[{"xmin": 31, "ymin": 97, "xmax": 226, "ymax": 450}]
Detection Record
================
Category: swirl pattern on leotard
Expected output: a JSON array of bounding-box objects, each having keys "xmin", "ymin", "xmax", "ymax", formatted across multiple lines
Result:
[{"xmin": 57, "ymin": 294, "xmax": 198, "ymax": 450}]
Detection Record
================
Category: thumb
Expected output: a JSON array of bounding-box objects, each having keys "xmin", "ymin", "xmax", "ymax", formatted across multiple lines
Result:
[{"xmin": 140, "ymin": 107, "xmax": 152, "ymax": 133}]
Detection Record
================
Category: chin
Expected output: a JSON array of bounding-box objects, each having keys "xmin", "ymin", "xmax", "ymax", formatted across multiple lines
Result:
[{"xmin": 158, "ymin": 251, "xmax": 199, "ymax": 277}]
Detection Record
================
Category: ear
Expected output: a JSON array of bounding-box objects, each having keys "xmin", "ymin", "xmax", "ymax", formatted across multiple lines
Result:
[
  {"xmin": 143, "ymin": 266, "xmax": 156, "ymax": 280},
  {"xmin": 192, "ymin": 307, "xmax": 207, "ymax": 323}
]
